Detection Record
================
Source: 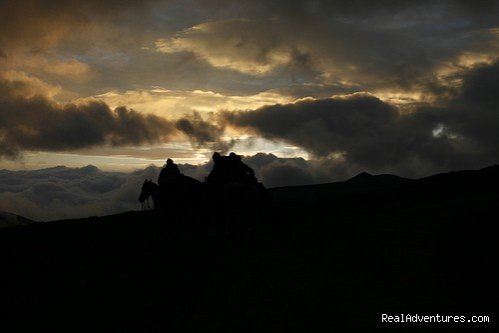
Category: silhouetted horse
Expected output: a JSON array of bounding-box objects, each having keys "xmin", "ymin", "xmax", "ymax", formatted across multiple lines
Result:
[{"xmin": 139, "ymin": 175, "xmax": 203, "ymax": 212}]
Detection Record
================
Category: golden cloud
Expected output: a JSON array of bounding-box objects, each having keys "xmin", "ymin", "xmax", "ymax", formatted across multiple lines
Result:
[{"xmin": 155, "ymin": 19, "xmax": 297, "ymax": 75}]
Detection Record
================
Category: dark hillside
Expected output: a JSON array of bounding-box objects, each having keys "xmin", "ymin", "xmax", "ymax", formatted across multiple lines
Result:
[
  {"xmin": 0, "ymin": 211, "xmax": 33, "ymax": 228},
  {"xmin": 1, "ymin": 166, "xmax": 498, "ymax": 331},
  {"xmin": 269, "ymin": 171, "xmax": 412, "ymax": 203}
]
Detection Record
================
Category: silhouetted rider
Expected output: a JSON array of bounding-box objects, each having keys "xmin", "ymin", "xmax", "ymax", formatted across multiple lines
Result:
[{"xmin": 158, "ymin": 158, "xmax": 182, "ymax": 187}]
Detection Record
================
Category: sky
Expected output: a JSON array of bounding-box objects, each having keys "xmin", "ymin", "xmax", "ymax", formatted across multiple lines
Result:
[{"xmin": 1, "ymin": 1, "xmax": 499, "ymax": 219}]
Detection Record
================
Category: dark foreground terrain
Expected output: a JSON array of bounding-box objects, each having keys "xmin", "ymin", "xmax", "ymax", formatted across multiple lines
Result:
[{"xmin": 1, "ymin": 166, "xmax": 498, "ymax": 332}]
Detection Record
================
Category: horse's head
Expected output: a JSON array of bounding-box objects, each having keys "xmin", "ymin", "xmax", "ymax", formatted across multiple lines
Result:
[{"xmin": 138, "ymin": 179, "xmax": 156, "ymax": 203}]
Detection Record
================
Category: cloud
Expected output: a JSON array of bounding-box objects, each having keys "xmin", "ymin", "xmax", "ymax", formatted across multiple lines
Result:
[
  {"xmin": 3, "ymin": 0, "xmax": 498, "ymax": 102},
  {"xmin": 175, "ymin": 112, "xmax": 226, "ymax": 148},
  {"xmin": 4, "ymin": 55, "xmax": 95, "ymax": 82},
  {"xmin": 195, "ymin": 0, "xmax": 499, "ymax": 28},
  {"xmin": 0, "ymin": 70, "xmax": 62, "ymax": 99},
  {"xmin": 0, "ymin": 72, "xmax": 246, "ymax": 159},
  {"xmin": 155, "ymin": 1, "xmax": 499, "ymax": 94},
  {"xmin": 0, "ymin": 0, "xmax": 159, "ymax": 98},
  {"xmin": 0, "ymin": 0, "xmax": 154, "ymax": 51},
  {"xmin": 0, "ymin": 165, "xmax": 159, "ymax": 221},
  {"xmin": 0, "ymin": 73, "xmax": 178, "ymax": 158},
  {"xmin": 95, "ymin": 88, "xmax": 293, "ymax": 118},
  {"xmin": 436, "ymin": 60, "xmax": 499, "ymax": 158},
  {"xmin": 222, "ymin": 59, "xmax": 499, "ymax": 178},
  {"xmin": 156, "ymin": 19, "xmax": 309, "ymax": 75},
  {"xmin": 222, "ymin": 93, "xmax": 404, "ymax": 158},
  {"xmin": 4, "ymin": 0, "xmax": 498, "ymax": 106},
  {"xmin": 259, "ymin": 160, "xmax": 314, "ymax": 187}
]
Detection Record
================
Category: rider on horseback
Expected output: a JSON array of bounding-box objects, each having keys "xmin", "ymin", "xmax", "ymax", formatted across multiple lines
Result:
[{"xmin": 158, "ymin": 158, "xmax": 182, "ymax": 187}]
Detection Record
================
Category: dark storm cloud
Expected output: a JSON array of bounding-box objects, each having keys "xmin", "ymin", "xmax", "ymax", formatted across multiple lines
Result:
[
  {"xmin": 0, "ymin": 75, "xmax": 233, "ymax": 158},
  {"xmin": 437, "ymin": 60, "xmax": 499, "ymax": 157},
  {"xmin": 0, "ymin": 76, "xmax": 177, "ymax": 158},
  {"xmin": 222, "ymin": 57, "xmax": 499, "ymax": 178},
  {"xmin": 175, "ymin": 112, "xmax": 225, "ymax": 147},
  {"xmin": 222, "ymin": 93, "xmax": 408, "ymax": 161}
]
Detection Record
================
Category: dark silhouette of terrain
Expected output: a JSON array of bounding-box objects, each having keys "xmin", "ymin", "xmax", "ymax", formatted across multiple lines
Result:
[
  {"xmin": 0, "ymin": 211, "xmax": 33, "ymax": 228},
  {"xmin": 0, "ymin": 165, "xmax": 498, "ymax": 331}
]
